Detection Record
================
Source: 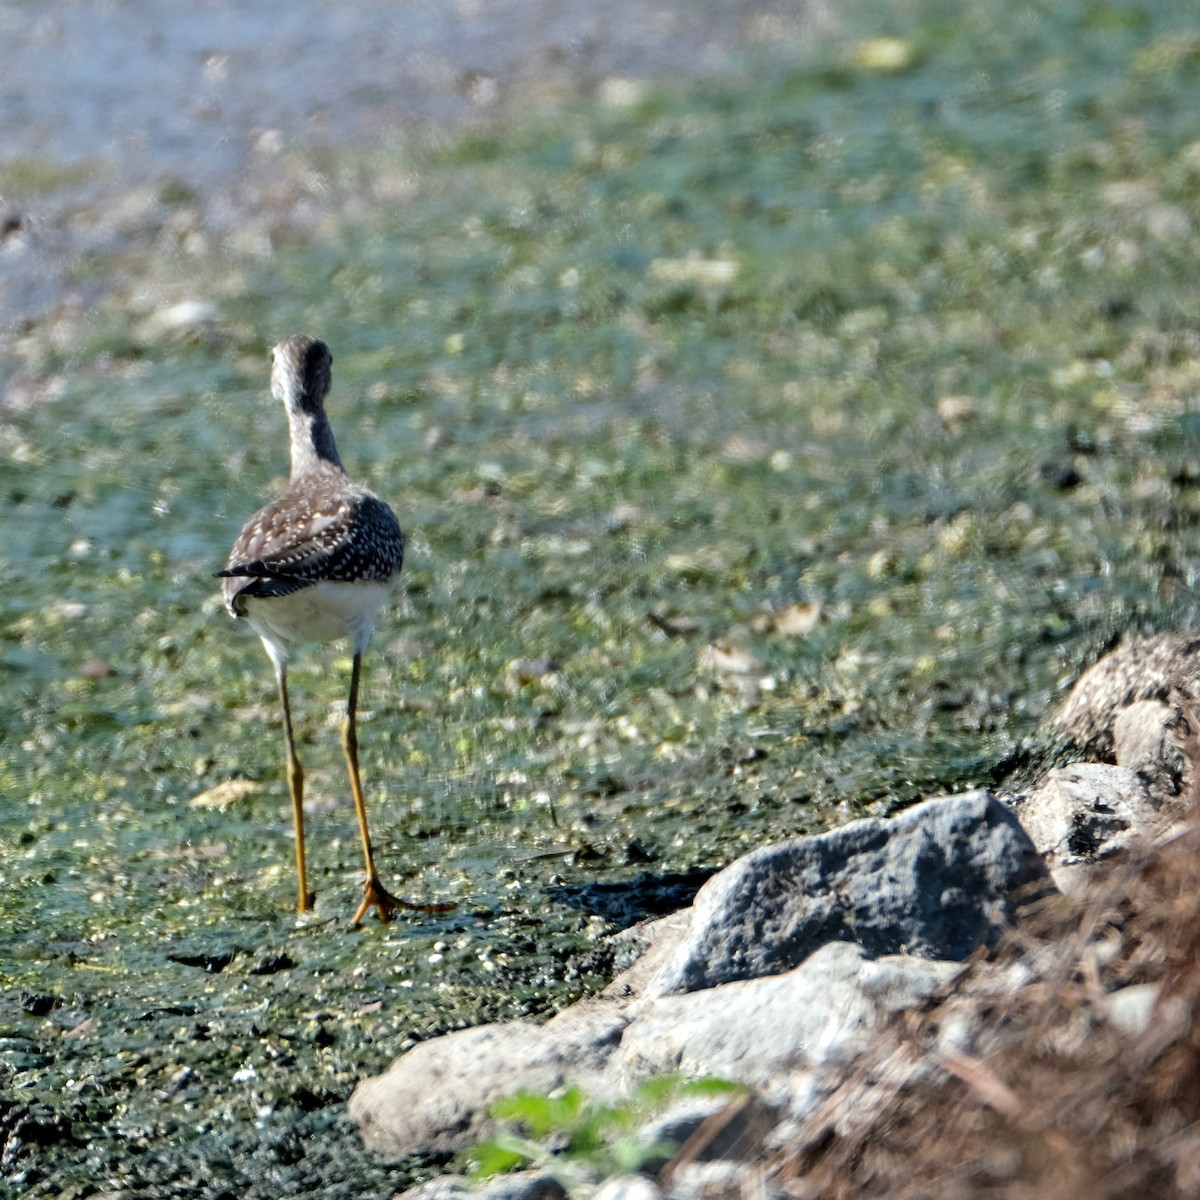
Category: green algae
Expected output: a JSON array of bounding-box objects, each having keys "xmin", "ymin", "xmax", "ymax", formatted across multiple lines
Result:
[{"xmin": 5, "ymin": 0, "xmax": 1200, "ymax": 1195}]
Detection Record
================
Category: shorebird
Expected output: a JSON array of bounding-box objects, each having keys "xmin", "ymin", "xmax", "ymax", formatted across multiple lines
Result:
[{"xmin": 218, "ymin": 334, "xmax": 406, "ymax": 924}]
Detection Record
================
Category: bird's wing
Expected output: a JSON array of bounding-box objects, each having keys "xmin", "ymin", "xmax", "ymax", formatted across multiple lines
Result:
[{"xmin": 218, "ymin": 484, "xmax": 404, "ymax": 615}]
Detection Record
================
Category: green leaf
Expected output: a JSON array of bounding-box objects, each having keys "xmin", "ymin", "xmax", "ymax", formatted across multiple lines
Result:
[
  {"xmin": 490, "ymin": 1087, "xmax": 586, "ymax": 1138},
  {"xmin": 464, "ymin": 1135, "xmax": 539, "ymax": 1179}
]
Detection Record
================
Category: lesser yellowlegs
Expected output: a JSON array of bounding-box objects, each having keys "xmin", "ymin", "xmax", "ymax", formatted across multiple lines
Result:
[{"xmin": 218, "ymin": 334, "xmax": 406, "ymax": 924}]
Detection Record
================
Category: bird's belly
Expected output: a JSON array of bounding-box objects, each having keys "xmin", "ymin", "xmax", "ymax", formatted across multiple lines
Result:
[{"xmin": 243, "ymin": 580, "xmax": 393, "ymax": 650}]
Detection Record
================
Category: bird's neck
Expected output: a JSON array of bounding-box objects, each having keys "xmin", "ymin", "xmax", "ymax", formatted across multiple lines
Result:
[{"xmin": 288, "ymin": 410, "xmax": 344, "ymax": 479}]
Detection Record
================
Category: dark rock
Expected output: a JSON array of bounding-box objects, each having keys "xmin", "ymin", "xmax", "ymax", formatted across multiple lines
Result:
[
  {"xmin": 19, "ymin": 992, "xmax": 58, "ymax": 1017},
  {"xmin": 166, "ymin": 950, "xmax": 237, "ymax": 973},
  {"xmin": 250, "ymin": 952, "xmax": 297, "ymax": 975},
  {"xmin": 643, "ymin": 790, "xmax": 1048, "ymax": 997},
  {"xmin": 1039, "ymin": 461, "xmax": 1082, "ymax": 489}
]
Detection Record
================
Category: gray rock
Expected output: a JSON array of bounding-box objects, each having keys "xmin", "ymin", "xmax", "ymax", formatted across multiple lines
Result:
[
  {"xmin": 1014, "ymin": 762, "xmax": 1159, "ymax": 892},
  {"xmin": 351, "ymin": 945, "xmax": 960, "ymax": 1158},
  {"xmin": 644, "ymin": 790, "xmax": 1048, "ymax": 997}
]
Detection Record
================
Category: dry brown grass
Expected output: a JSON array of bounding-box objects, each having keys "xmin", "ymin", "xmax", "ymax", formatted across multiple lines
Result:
[{"xmin": 774, "ymin": 781, "xmax": 1200, "ymax": 1199}]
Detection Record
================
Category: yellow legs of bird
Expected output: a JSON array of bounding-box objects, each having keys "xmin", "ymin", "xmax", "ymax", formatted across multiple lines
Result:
[
  {"xmin": 272, "ymin": 653, "xmax": 405, "ymax": 924},
  {"xmin": 342, "ymin": 652, "xmax": 404, "ymax": 924},
  {"xmin": 274, "ymin": 662, "xmax": 312, "ymax": 914}
]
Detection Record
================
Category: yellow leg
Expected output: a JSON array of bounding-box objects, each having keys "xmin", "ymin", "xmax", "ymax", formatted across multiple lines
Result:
[
  {"xmin": 276, "ymin": 664, "xmax": 312, "ymax": 913},
  {"xmin": 342, "ymin": 652, "xmax": 402, "ymax": 924}
]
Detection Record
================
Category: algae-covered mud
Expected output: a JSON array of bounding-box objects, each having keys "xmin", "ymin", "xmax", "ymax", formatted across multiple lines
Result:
[{"xmin": 5, "ymin": 0, "xmax": 1200, "ymax": 1195}]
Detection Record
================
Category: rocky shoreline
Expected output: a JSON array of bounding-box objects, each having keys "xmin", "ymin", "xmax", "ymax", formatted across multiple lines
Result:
[{"xmin": 349, "ymin": 633, "xmax": 1200, "ymax": 1199}]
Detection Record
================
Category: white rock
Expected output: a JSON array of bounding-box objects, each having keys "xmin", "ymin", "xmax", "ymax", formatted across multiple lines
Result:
[
  {"xmin": 592, "ymin": 1175, "xmax": 662, "ymax": 1200},
  {"xmin": 350, "ymin": 1007, "xmax": 629, "ymax": 1157},
  {"xmin": 138, "ymin": 299, "xmax": 218, "ymax": 341},
  {"xmin": 617, "ymin": 943, "xmax": 957, "ymax": 1115},
  {"xmin": 1103, "ymin": 983, "xmax": 1160, "ymax": 1036}
]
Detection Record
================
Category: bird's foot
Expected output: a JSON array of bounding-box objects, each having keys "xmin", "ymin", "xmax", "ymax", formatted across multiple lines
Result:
[
  {"xmin": 353, "ymin": 874, "xmax": 403, "ymax": 925},
  {"xmin": 352, "ymin": 873, "xmax": 455, "ymax": 925}
]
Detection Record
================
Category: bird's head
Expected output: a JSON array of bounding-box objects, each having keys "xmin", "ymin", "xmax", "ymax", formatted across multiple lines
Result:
[{"xmin": 271, "ymin": 334, "xmax": 332, "ymax": 415}]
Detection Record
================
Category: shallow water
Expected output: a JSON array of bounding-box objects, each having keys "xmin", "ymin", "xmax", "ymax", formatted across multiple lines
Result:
[
  {"xmin": 0, "ymin": 0, "xmax": 810, "ymax": 324},
  {"xmin": 3, "ymin": 0, "xmax": 801, "ymax": 175}
]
